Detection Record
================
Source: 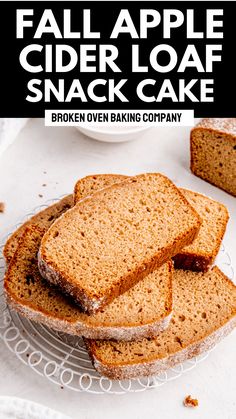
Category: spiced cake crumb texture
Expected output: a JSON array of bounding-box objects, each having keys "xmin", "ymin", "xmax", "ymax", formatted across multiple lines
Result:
[
  {"xmin": 86, "ymin": 267, "xmax": 236, "ymax": 379},
  {"xmin": 75, "ymin": 175, "xmax": 228, "ymax": 273}
]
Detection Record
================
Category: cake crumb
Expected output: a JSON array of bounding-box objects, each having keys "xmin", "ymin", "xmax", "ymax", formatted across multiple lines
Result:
[
  {"xmin": 38, "ymin": 194, "xmax": 43, "ymax": 198},
  {"xmin": 0, "ymin": 202, "xmax": 5, "ymax": 213},
  {"xmin": 183, "ymin": 395, "xmax": 199, "ymax": 408},
  {"xmin": 42, "ymin": 183, "xmax": 47, "ymax": 187}
]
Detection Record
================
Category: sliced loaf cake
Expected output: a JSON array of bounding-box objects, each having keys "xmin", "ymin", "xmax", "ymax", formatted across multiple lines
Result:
[
  {"xmin": 75, "ymin": 175, "xmax": 228, "ymax": 272},
  {"xmin": 3, "ymin": 195, "xmax": 73, "ymax": 264},
  {"xmin": 191, "ymin": 118, "xmax": 236, "ymax": 196},
  {"xmin": 4, "ymin": 175, "xmax": 126, "ymax": 265},
  {"xmin": 86, "ymin": 267, "xmax": 236, "ymax": 379},
  {"xmin": 4, "ymin": 226, "xmax": 173, "ymax": 341},
  {"xmin": 6, "ymin": 174, "xmax": 227, "ymax": 276},
  {"xmin": 38, "ymin": 173, "xmax": 201, "ymax": 314}
]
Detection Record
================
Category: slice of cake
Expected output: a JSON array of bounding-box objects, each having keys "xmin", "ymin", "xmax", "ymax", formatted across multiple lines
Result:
[
  {"xmin": 86, "ymin": 267, "xmax": 236, "ymax": 379},
  {"xmin": 4, "ymin": 226, "xmax": 173, "ymax": 341},
  {"xmin": 173, "ymin": 189, "xmax": 229, "ymax": 271}
]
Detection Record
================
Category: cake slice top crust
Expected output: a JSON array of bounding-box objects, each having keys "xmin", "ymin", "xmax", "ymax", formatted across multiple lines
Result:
[{"xmin": 194, "ymin": 118, "xmax": 236, "ymax": 136}]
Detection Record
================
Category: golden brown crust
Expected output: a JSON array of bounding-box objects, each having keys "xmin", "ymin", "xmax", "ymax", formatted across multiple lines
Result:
[{"xmin": 39, "ymin": 173, "xmax": 201, "ymax": 314}]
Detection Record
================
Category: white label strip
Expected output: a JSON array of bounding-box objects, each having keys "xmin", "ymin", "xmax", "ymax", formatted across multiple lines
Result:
[{"xmin": 45, "ymin": 110, "xmax": 194, "ymax": 127}]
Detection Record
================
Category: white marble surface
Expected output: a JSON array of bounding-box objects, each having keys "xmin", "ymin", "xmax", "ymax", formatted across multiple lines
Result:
[{"xmin": 0, "ymin": 119, "xmax": 235, "ymax": 419}]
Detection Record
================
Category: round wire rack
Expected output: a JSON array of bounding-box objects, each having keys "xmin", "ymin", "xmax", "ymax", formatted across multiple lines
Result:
[{"xmin": 0, "ymin": 198, "xmax": 234, "ymax": 394}]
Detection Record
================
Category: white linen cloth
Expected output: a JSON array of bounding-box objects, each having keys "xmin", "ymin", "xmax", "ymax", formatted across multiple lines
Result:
[{"xmin": 0, "ymin": 396, "xmax": 71, "ymax": 419}]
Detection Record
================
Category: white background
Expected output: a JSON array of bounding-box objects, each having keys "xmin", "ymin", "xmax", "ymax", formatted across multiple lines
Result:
[{"xmin": 0, "ymin": 119, "xmax": 235, "ymax": 419}]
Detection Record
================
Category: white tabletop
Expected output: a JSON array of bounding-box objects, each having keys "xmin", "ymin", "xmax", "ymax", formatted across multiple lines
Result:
[{"xmin": 0, "ymin": 119, "xmax": 235, "ymax": 419}]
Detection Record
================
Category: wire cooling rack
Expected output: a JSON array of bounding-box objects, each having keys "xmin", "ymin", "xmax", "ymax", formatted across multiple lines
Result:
[{"xmin": 0, "ymin": 198, "xmax": 234, "ymax": 394}]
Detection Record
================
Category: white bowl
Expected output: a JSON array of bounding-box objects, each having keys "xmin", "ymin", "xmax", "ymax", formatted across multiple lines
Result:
[{"xmin": 76, "ymin": 125, "xmax": 150, "ymax": 143}]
